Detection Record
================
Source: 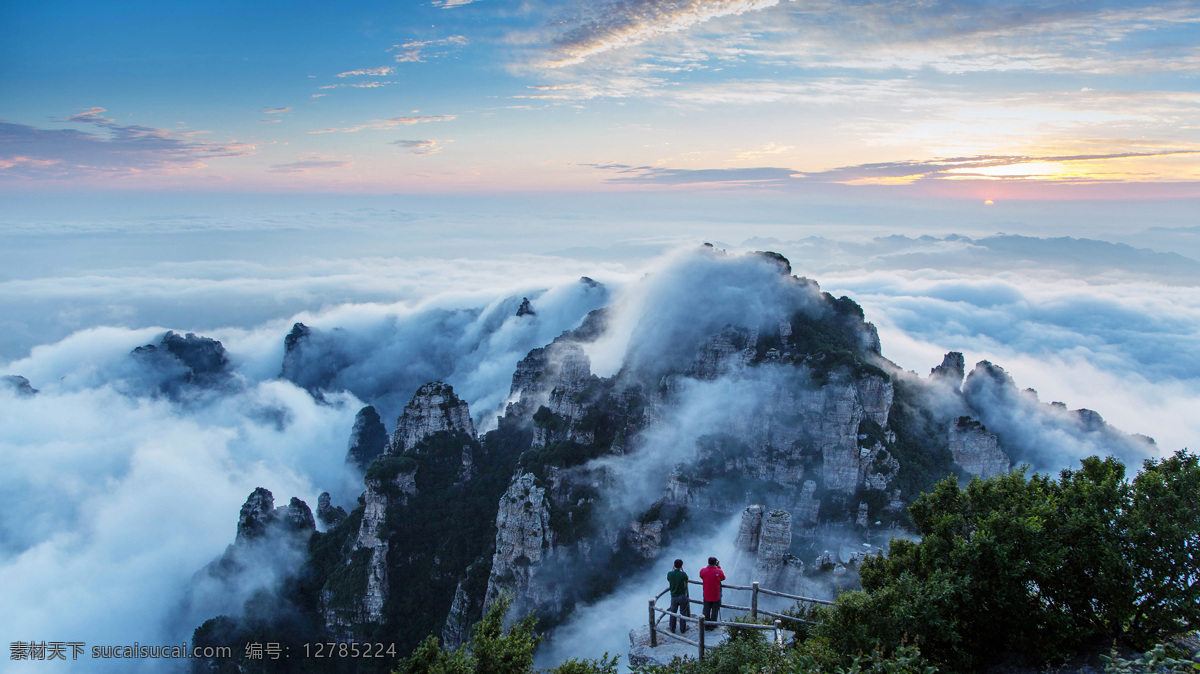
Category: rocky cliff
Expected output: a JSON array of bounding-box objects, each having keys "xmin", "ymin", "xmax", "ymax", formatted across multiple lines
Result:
[
  {"xmin": 948, "ymin": 417, "xmax": 1010, "ymax": 479},
  {"xmin": 188, "ymin": 247, "xmax": 1157, "ymax": 668},
  {"xmin": 390, "ymin": 382, "xmax": 476, "ymax": 455}
]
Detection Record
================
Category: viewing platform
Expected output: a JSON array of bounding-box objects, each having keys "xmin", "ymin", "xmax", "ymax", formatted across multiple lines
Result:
[{"xmin": 629, "ymin": 577, "xmax": 832, "ymax": 666}]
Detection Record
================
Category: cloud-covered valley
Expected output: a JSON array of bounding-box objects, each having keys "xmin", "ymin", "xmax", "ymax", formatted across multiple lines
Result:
[{"xmin": 1, "ymin": 225, "xmax": 1198, "ymax": 671}]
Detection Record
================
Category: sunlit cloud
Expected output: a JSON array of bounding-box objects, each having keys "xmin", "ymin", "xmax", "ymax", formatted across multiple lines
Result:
[
  {"xmin": 544, "ymin": 0, "xmax": 788, "ymax": 67},
  {"xmin": 262, "ymin": 107, "xmax": 292, "ymax": 114},
  {"xmin": 735, "ymin": 142, "xmax": 792, "ymax": 161},
  {"xmin": 317, "ymin": 81, "xmax": 395, "ymax": 90},
  {"xmin": 389, "ymin": 35, "xmax": 467, "ymax": 63},
  {"xmin": 586, "ymin": 149, "xmax": 1200, "ymax": 187},
  {"xmin": 431, "ymin": 0, "xmax": 480, "ymax": 7},
  {"xmin": 335, "ymin": 66, "xmax": 395, "ymax": 77},
  {"xmin": 391, "ymin": 139, "xmax": 451, "ymax": 155}
]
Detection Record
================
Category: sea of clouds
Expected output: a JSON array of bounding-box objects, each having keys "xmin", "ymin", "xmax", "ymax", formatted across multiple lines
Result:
[{"xmin": 1, "ymin": 206, "xmax": 1198, "ymax": 672}]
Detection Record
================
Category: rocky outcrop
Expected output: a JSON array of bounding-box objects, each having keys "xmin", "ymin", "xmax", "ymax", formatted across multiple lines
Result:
[
  {"xmin": 237, "ymin": 488, "xmax": 277, "ymax": 543},
  {"xmin": 158, "ymin": 331, "xmax": 229, "ymax": 380},
  {"xmin": 755, "ymin": 510, "xmax": 792, "ymax": 575},
  {"xmin": 484, "ymin": 473, "xmax": 557, "ymax": 612},
  {"xmin": 736, "ymin": 505, "xmax": 765, "ymax": 553},
  {"xmin": 516, "ymin": 297, "xmax": 536, "ymax": 317},
  {"xmin": 316, "ymin": 492, "xmax": 346, "ymax": 529},
  {"xmin": 131, "ymin": 331, "xmax": 234, "ymax": 393},
  {"xmin": 281, "ymin": 497, "xmax": 316, "ymax": 532},
  {"xmin": 930, "ymin": 351, "xmax": 966, "ymax": 387},
  {"xmin": 279, "ymin": 322, "xmax": 353, "ymax": 397},
  {"xmin": 949, "ymin": 417, "xmax": 1010, "ymax": 479},
  {"xmin": 627, "ymin": 520, "xmax": 664, "ymax": 559},
  {"xmin": 962, "ymin": 360, "xmax": 1156, "ymax": 469},
  {"xmin": 1, "ymin": 375, "xmax": 37, "ymax": 397},
  {"xmin": 235, "ymin": 489, "xmax": 316, "ymax": 544},
  {"xmin": 347, "ymin": 405, "xmax": 388, "ymax": 471},
  {"xmin": 442, "ymin": 580, "xmax": 473, "ymax": 650},
  {"xmin": 390, "ymin": 382, "xmax": 475, "ymax": 454},
  {"xmin": 736, "ymin": 506, "xmax": 806, "ymax": 591}
]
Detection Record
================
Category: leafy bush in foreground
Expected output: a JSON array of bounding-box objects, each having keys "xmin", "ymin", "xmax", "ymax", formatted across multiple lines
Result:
[{"xmin": 815, "ymin": 450, "xmax": 1200, "ymax": 671}]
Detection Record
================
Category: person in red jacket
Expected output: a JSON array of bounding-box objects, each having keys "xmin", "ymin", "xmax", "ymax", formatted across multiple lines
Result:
[{"xmin": 698, "ymin": 556, "xmax": 725, "ymax": 629}]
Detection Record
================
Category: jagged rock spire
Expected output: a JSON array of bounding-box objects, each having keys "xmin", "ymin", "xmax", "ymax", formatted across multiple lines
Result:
[
  {"xmin": 346, "ymin": 405, "xmax": 388, "ymax": 471},
  {"xmin": 930, "ymin": 351, "xmax": 966, "ymax": 386},
  {"xmin": 390, "ymin": 382, "xmax": 475, "ymax": 454}
]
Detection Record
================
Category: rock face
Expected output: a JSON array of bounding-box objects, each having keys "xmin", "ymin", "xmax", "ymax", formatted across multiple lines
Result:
[
  {"xmin": 755, "ymin": 510, "xmax": 792, "ymax": 574},
  {"xmin": 627, "ymin": 520, "xmax": 664, "ymax": 559},
  {"xmin": 442, "ymin": 581, "xmax": 474, "ymax": 650},
  {"xmin": 346, "ymin": 405, "xmax": 389, "ymax": 471},
  {"xmin": 691, "ymin": 325, "xmax": 757, "ymax": 380},
  {"xmin": 484, "ymin": 473, "xmax": 557, "ymax": 612},
  {"xmin": 736, "ymin": 505, "xmax": 765, "ymax": 553},
  {"xmin": 949, "ymin": 418, "xmax": 1010, "ymax": 479},
  {"xmin": 390, "ymin": 382, "xmax": 475, "ymax": 454},
  {"xmin": 1, "ymin": 375, "xmax": 37, "ymax": 397},
  {"xmin": 282, "ymin": 497, "xmax": 316, "ymax": 532},
  {"xmin": 531, "ymin": 344, "xmax": 596, "ymax": 448}
]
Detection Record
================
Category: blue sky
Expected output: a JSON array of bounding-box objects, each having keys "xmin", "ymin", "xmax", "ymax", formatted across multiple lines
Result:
[{"xmin": 3, "ymin": 0, "xmax": 1198, "ymax": 195}]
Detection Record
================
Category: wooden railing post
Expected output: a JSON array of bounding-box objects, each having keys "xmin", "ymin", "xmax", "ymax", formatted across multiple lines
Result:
[
  {"xmin": 751, "ymin": 581, "xmax": 759, "ymax": 620},
  {"xmin": 649, "ymin": 599, "xmax": 657, "ymax": 647},
  {"xmin": 774, "ymin": 619, "xmax": 782, "ymax": 646},
  {"xmin": 697, "ymin": 617, "xmax": 705, "ymax": 660}
]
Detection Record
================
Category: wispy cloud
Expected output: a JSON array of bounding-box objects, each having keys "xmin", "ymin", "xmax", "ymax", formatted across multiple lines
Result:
[
  {"xmin": 581, "ymin": 163, "xmax": 796, "ymax": 185},
  {"xmin": 335, "ymin": 67, "xmax": 395, "ymax": 78},
  {"xmin": 545, "ymin": 0, "xmax": 786, "ymax": 67},
  {"xmin": 0, "ymin": 108, "xmax": 254, "ymax": 180},
  {"xmin": 389, "ymin": 35, "xmax": 467, "ymax": 63},
  {"xmin": 317, "ymin": 81, "xmax": 394, "ymax": 90},
  {"xmin": 309, "ymin": 115, "xmax": 456, "ymax": 134},
  {"xmin": 585, "ymin": 149, "xmax": 1200, "ymax": 187},
  {"xmin": 735, "ymin": 142, "xmax": 792, "ymax": 161},
  {"xmin": 391, "ymin": 139, "xmax": 451, "ymax": 155},
  {"xmin": 261, "ymin": 107, "xmax": 292, "ymax": 114},
  {"xmin": 431, "ymin": 0, "xmax": 480, "ymax": 7},
  {"xmin": 268, "ymin": 159, "xmax": 351, "ymax": 174}
]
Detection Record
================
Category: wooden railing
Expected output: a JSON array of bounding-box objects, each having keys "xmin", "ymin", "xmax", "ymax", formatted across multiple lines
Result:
[{"xmin": 648, "ymin": 579, "xmax": 833, "ymax": 661}]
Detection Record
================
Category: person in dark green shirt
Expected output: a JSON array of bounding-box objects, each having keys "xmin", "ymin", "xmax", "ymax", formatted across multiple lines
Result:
[{"xmin": 666, "ymin": 559, "xmax": 690, "ymax": 633}]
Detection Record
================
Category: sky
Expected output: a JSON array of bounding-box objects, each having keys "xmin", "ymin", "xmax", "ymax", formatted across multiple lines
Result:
[
  {"xmin": 2, "ymin": 0, "xmax": 1199, "ymax": 196},
  {"xmin": 2, "ymin": 1, "xmax": 1200, "ymax": 671}
]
